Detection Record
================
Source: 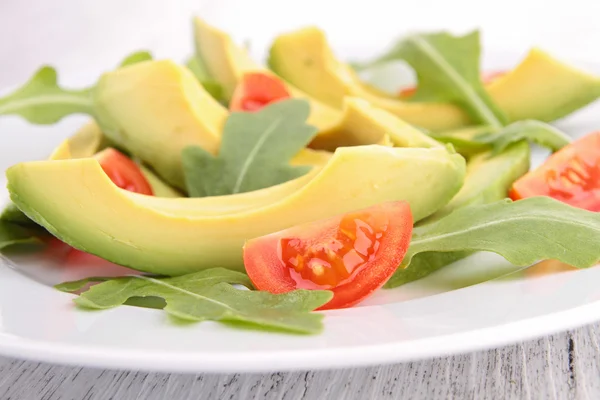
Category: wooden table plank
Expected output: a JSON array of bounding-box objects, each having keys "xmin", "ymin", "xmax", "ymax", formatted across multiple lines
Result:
[{"xmin": 1, "ymin": 324, "xmax": 598, "ymax": 400}]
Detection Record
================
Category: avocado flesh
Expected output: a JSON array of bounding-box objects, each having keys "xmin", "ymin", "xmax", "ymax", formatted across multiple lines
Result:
[
  {"xmin": 487, "ymin": 48, "xmax": 600, "ymax": 122},
  {"xmin": 268, "ymin": 27, "xmax": 600, "ymax": 131},
  {"xmin": 7, "ymin": 146, "xmax": 465, "ymax": 275},
  {"xmin": 93, "ymin": 60, "xmax": 228, "ymax": 190},
  {"xmin": 316, "ymin": 97, "xmax": 442, "ymax": 149},
  {"xmin": 1, "ymin": 121, "xmax": 107, "ymax": 227}
]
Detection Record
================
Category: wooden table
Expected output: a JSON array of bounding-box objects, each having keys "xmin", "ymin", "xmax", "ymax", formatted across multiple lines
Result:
[{"xmin": 1, "ymin": 324, "xmax": 597, "ymax": 399}]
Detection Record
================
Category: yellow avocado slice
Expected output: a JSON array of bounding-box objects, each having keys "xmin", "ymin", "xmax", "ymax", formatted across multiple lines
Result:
[
  {"xmin": 268, "ymin": 27, "xmax": 600, "ymax": 131},
  {"xmin": 487, "ymin": 48, "xmax": 600, "ymax": 122},
  {"xmin": 7, "ymin": 145, "xmax": 465, "ymax": 275},
  {"xmin": 49, "ymin": 121, "xmax": 108, "ymax": 160},
  {"xmin": 315, "ymin": 98, "xmax": 442, "ymax": 149},
  {"xmin": 93, "ymin": 59, "xmax": 228, "ymax": 190},
  {"xmin": 192, "ymin": 17, "xmax": 435, "ymax": 150}
]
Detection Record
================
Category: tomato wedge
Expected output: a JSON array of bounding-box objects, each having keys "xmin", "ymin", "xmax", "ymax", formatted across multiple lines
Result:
[
  {"xmin": 243, "ymin": 201, "xmax": 413, "ymax": 310},
  {"xmin": 95, "ymin": 148, "xmax": 153, "ymax": 195},
  {"xmin": 398, "ymin": 70, "xmax": 506, "ymax": 98},
  {"xmin": 509, "ymin": 131, "xmax": 600, "ymax": 211},
  {"xmin": 230, "ymin": 72, "xmax": 291, "ymax": 112}
]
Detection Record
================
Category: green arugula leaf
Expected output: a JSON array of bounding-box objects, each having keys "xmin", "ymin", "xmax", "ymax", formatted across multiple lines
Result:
[
  {"xmin": 182, "ymin": 99, "xmax": 318, "ymax": 197},
  {"xmin": 0, "ymin": 220, "xmax": 45, "ymax": 250},
  {"xmin": 0, "ymin": 67, "xmax": 94, "ymax": 124},
  {"xmin": 386, "ymin": 197, "xmax": 600, "ymax": 289},
  {"xmin": 358, "ymin": 31, "xmax": 507, "ymax": 128},
  {"xmin": 58, "ymin": 268, "xmax": 331, "ymax": 334},
  {"xmin": 119, "ymin": 51, "xmax": 153, "ymax": 67},
  {"xmin": 474, "ymin": 120, "xmax": 571, "ymax": 155},
  {"xmin": 431, "ymin": 120, "xmax": 571, "ymax": 157},
  {"xmin": 0, "ymin": 202, "xmax": 38, "ymax": 227},
  {"xmin": 0, "ymin": 50, "xmax": 156, "ymax": 125},
  {"xmin": 186, "ymin": 56, "xmax": 224, "ymax": 101},
  {"xmin": 384, "ymin": 251, "xmax": 472, "ymax": 288},
  {"xmin": 55, "ymin": 276, "xmax": 114, "ymax": 293}
]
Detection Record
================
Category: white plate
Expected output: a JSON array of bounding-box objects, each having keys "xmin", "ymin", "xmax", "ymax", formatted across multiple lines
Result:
[{"xmin": 2, "ymin": 5, "xmax": 600, "ymax": 373}]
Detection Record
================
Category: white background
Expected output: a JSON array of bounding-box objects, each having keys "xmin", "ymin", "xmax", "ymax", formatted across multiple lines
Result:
[{"xmin": 2, "ymin": 0, "xmax": 600, "ymax": 172}]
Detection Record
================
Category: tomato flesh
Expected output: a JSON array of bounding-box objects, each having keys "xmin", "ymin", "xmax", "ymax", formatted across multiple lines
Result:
[
  {"xmin": 244, "ymin": 201, "xmax": 413, "ymax": 310},
  {"xmin": 398, "ymin": 70, "xmax": 506, "ymax": 98},
  {"xmin": 230, "ymin": 72, "xmax": 291, "ymax": 112},
  {"xmin": 94, "ymin": 148, "xmax": 153, "ymax": 195},
  {"xmin": 510, "ymin": 131, "xmax": 600, "ymax": 211}
]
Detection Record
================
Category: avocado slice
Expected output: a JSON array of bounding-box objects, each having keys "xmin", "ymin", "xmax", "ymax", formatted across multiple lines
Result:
[
  {"xmin": 487, "ymin": 48, "xmax": 600, "ymax": 123},
  {"xmin": 93, "ymin": 60, "xmax": 228, "ymax": 190},
  {"xmin": 7, "ymin": 145, "xmax": 465, "ymax": 275},
  {"xmin": 268, "ymin": 27, "xmax": 600, "ymax": 131},
  {"xmin": 1, "ymin": 121, "xmax": 107, "ymax": 227},
  {"xmin": 2, "ymin": 120, "xmax": 183, "ymax": 231},
  {"xmin": 423, "ymin": 140, "xmax": 530, "ymax": 223}
]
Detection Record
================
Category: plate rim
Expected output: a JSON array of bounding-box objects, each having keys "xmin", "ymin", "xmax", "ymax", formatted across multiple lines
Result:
[{"xmin": 0, "ymin": 279, "xmax": 598, "ymax": 373}]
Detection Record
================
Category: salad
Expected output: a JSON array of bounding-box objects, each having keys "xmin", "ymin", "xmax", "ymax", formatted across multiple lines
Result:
[{"xmin": 1, "ymin": 17, "xmax": 600, "ymax": 335}]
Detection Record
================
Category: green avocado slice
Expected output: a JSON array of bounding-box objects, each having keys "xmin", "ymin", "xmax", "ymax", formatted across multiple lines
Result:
[
  {"xmin": 6, "ymin": 146, "xmax": 465, "ymax": 275},
  {"xmin": 422, "ymin": 140, "xmax": 530, "ymax": 224}
]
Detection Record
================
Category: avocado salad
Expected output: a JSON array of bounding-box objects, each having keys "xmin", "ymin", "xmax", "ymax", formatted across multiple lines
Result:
[{"xmin": 2, "ymin": 17, "xmax": 600, "ymax": 335}]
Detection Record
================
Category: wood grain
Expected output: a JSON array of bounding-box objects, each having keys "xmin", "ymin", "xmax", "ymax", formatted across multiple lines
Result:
[{"xmin": 1, "ymin": 324, "xmax": 600, "ymax": 400}]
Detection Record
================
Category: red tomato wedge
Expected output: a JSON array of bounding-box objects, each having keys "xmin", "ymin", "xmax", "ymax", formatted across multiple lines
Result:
[
  {"xmin": 509, "ymin": 131, "xmax": 600, "ymax": 211},
  {"xmin": 398, "ymin": 70, "xmax": 507, "ymax": 98},
  {"xmin": 94, "ymin": 148, "xmax": 153, "ymax": 195},
  {"xmin": 243, "ymin": 201, "xmax": 413, "ymax": 310},
  {"xmin": 230, "ymin": 72, "xmax": 291, "ymax": 112}
]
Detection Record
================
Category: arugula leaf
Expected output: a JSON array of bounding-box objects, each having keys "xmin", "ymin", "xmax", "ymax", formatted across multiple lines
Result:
[
  {"xmin": 358, "ymin": 31, "xmax": 507, "ymax": 128},
  {"xmin": 386, "ymin": 197, "xmax": 600, "ymax": 289},
  {"xmin": 0, "ymin": 220, "xmax": 45, "ymax": 250},
  {"xmin": 0, "ymin": 50, "xmax": 157, "ymax": 125},
  {"xmin": 58, "ymin": 268, "xmax": 331, "ymax": 334},
  {"xmin": 431, "ymin": 120, "xmax": 571, "ymax": 157},
  {"xmin": 474, "ymin": 120, "xmax": 571, "ymax": 155},
  {"xmin": 186, "ymin": 56, "xmax": 224, "ymax": 101},
  {"xmin": 0, "ymin": 67, "xmax": 94, "ymax": 124},
  {"xmin": 55, "ymin": 276, "xmax": 114, "ymax": 293},
  {"xmin": 0, "ymin": 202, "xmax": 38, "ymax": 227},
  {"xmin": 182, "ymin": 99, "xmax": 318, "ymax": 197},
  {"xmin": 119, "ymin": 51, "xmax": 153, "ymax": 67},
  {"xmin": 384, "ymin": 251, "xmax": 472, "ymax": 288}
]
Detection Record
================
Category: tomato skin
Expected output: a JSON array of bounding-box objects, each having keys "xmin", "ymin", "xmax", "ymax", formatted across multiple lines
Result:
[
  {"xmin": 243, "ymin": 201, "xmax": 413, "ymax": 310},
  {"xmin": 230, "ymin": 73, "xmax": 291, "ymax": 112},
  {"xmin": 398, "ymin": 70, "xmax": 506, "ymax": 98},
  {"xmin": 510, "ymin": 131, "xmax": 600, "ymax": 211},
  {"xmin": 94, "ymin": 148, "xmax": 153, "ymax": 195}
]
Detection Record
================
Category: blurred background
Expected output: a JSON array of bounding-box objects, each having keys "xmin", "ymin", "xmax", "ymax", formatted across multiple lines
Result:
[
  {"xmin": 1, "ymin": 0, "xmax": 599, "ymax": 174},
  {"xmin": 2, "ymin": 0, "xmax": 600, "ymax": 88}
]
